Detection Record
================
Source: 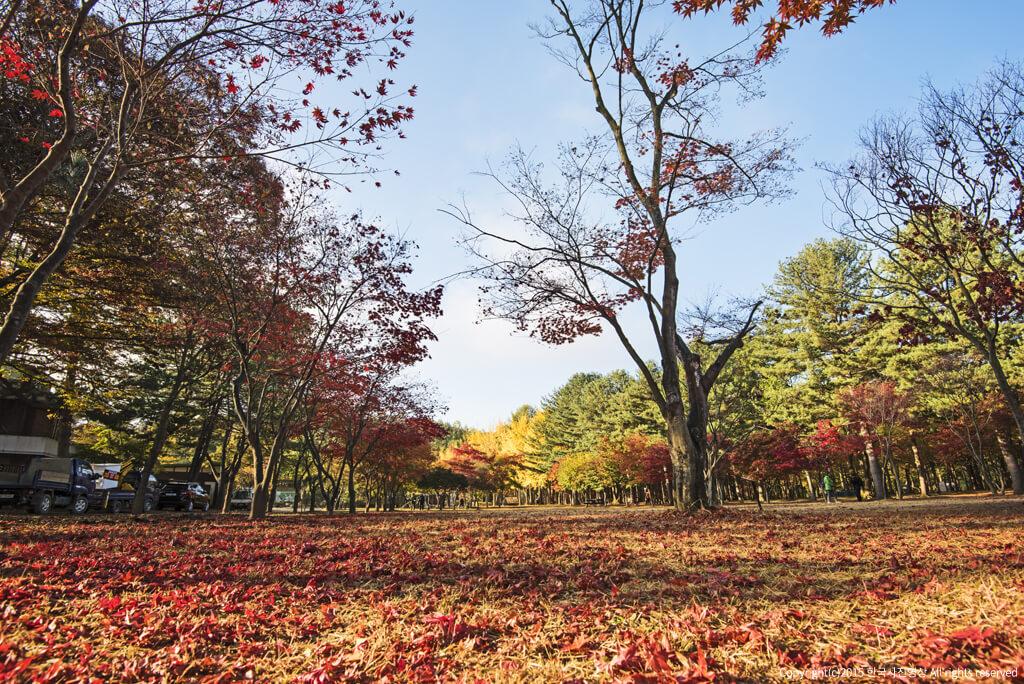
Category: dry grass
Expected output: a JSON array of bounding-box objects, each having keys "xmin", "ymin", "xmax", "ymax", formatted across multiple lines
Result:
[{"xmin": 1, "ymin": 496, "xmax": 1022, "ymax": 682}]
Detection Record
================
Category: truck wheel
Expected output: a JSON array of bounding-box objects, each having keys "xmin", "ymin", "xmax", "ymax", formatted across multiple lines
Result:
[
  {"xmin": 202, "ymin": 502, "xmax": 210, "ymax": 512},
  {"xmin": 109, "ymin": 500, "xmax": 123, "ymax": 514},
  {"xmin": 143, "ymin": 498, "xmax": 153, "ymax": 513},
  {"xmin": 70, "ymin": 496, "xmax": 89, "ymax": 515},
  {"xmin": 31, "ymin": 492, "xmax": 53, "ymax": 515},
  {"xmin": 184, "ymin": 500, "xmax": 194, "ymax": 513}
]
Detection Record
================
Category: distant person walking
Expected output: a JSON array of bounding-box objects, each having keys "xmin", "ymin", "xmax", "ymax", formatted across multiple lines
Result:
[
  {"xmin": 823, "ymin": 474, "xmax": 836, "ymax": 503},
  {"xmin": 850, "ymin": 474, "xmax": 864, "ymax": 502}
]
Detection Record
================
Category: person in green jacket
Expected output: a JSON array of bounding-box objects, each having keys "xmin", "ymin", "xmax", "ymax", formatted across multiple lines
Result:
[{"xmin": 822, "ymin": 474, "xmax": 836, "ymax": 503}]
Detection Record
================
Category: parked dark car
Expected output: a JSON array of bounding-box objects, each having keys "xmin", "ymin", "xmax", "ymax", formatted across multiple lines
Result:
[{"xmin": 158, "ymin": 481, "xmax": 210, "ymax": 512}]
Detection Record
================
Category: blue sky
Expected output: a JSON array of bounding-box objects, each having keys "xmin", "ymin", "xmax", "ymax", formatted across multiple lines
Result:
[{"xmin": 342, "ymin": 0, "xmax": 1024, "ymax": 428}]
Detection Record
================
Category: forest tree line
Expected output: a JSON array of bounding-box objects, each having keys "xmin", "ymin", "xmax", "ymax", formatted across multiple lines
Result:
[{"xmin": 436, "ymin": 229, "xmax": 1024, "ymax": 507}]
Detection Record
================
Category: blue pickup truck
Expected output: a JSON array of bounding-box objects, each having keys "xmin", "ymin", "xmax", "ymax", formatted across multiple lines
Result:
[{"xmin": 0, "ymin": 455, "xmax": 98, "ymax": 514}]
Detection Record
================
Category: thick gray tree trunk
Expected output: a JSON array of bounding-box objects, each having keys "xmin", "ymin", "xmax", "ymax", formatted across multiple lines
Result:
[
  {"xmin": 995, "ymin": 430, "xmax": 1024, "ymax": 496},
  {"xmin": 862, "ymin": 428, "xmax": 886, "ymax": 500}
]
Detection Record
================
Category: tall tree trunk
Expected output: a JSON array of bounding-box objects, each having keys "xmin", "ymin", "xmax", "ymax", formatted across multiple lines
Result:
[
  {"xmin": 215, "ymin": 425, "xmax": 244, "ymax": 513},
  {"xmin": 212, "ymin": 424, "xmax": 233, "ymax": 513},
  {"xmin": 883, "ymin": 450, "xmax": 903, "ymax": 500},
  {"xmin": 676, "ymin": 349, "xmax": 711, "ymax": 511},
  {"xmin": 218, "ymin": 435, "xmax": 243, "ymax": 515},
  {"xmin": 248, "ymin": 388, "xmax": 307, "ymax": 520},
  {"xmin": 250, "ymin": 436, "xmax": 285, "ymax": 520},
  {"xmin": 292, "ymin": 456, "xmax": 304, "ymax": 514},
  {"xmin": 664, "ymin": 410, "xmax": 690, "ymax": 510},
  {"xmin": 347, "ymin": 457, "xmax": 357, "ymax": 513},
  {"xmin": 133, "ymin": 349, "xmax": 190, "ymax": 514},
  {"xmin": 966, "ymin": 421, "xmax": 999, "ymax": 495},
  {"xmin": 188, "ymin": 395, "xmax": 222, "ymax": 482},
  {"xmin": 251, "ymin": 486, "xmax": 268, "ymax": 520},
  {"xmin": 910, "ymin": 433, "xmax": 929, "ymax": 496},
  {"xmin": 963, "ymin": 462, "xmax": 981, "ymax": 491},
  {"xmin": 986, "ymin": 347, "xmax": 1024, "ymax": 480},
  {"xmin": 266, "ymin": 457, "xmax": 282, "ymax": 516},
  {"xmin": 218, "ymin": 470, "xmax": 233, "ymax": 514},
  {"xmin": 55, "ymin": 362, "xmax": 77, "ymax": 458},
  {"xmin": 995, "ymin": 430, "xmax": 1024, "ymax": 496},
  {"xmin": 804, "ymin": 471, "xmax": 817, "ymax": 502},
  {"xmin": 861, "ymin": 427, "xmax": 886, "ymax": 500},
  {"xmin": 929, "ymin": 462, "xmax": 941, "ymax": 493}
]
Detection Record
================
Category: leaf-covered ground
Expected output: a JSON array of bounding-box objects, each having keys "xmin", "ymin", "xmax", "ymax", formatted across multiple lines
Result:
[{"xmin": 2, "ymin": 497, "xmax": 1023, "ymax": 682}]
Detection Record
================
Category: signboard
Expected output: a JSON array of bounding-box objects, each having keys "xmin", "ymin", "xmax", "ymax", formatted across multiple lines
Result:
[{"xmin": 92, "ymin": 463, "xmax": 123, "ymax": 491}]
